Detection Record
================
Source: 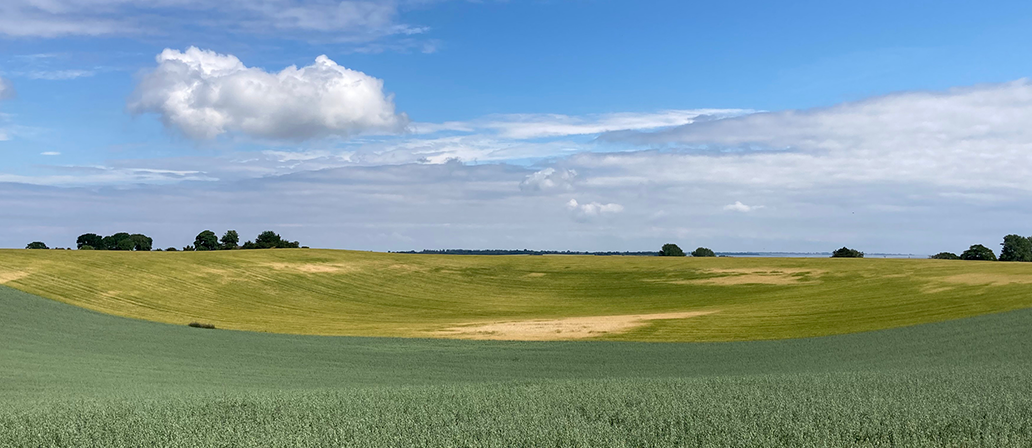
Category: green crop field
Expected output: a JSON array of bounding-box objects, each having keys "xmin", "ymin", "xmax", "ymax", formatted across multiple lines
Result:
[
  {"xmin": 1, "ymin": 249, "xmax": 1032, "ymax": 341},
  {"xmin": 3, "ymin": 250, "xmax": 1032, "ymax": 446},
  {"xmin": 3, "ymin": 283, "xmax": 1032, "ymax": 446}
]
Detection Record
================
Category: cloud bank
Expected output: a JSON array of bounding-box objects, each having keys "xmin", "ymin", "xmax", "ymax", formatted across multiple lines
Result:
[
  {"xmin": 603, "ymin": 79, "xmax": 1032, "ymax": 192},
  {"xmin": 128, "ymin": 47, "xmax": 408, "ymax": 140},
  {"xmin": 8, "ymin": 79, "xmax": 1032, "ymax": 254}
]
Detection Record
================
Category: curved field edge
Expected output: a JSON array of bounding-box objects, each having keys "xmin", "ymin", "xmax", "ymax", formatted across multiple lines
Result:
[
  {"xmin": 2, "ymin": 249, "xmax": 1032, "ymax": 341},
  {"xmin": 4, "ymin": 286, "xmax": 1032, "ymax": 446},
  {"xmin": 3, "ymin": 284, "xmax": 1032, "ymax": 395}
]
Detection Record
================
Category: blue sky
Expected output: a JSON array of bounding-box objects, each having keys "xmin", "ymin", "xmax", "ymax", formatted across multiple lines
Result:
[{"xmin": 2, "ymin": 0, "xmax": 1032, "ymax": 253}]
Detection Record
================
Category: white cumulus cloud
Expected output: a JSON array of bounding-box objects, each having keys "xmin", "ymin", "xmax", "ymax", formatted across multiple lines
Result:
[
  {"xmin": 520, "ymin": 168, "xmax": 577, "ymax": 192},
  {"xmin": 566, "ymin": 198, "xmax": 623, "ymax": 220},
  {"xmin": 128, "ymin": 47, "xmax": 408, "ymax": 141},
  {"xmin": 724, "ymin": 201, "xmax": 763, "ymax": 212}
]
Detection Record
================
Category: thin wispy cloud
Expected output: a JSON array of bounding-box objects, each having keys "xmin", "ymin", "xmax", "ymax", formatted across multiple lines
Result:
[
  {"xmin": 25, "ymin": 70, "xmax": 96, "ymax": 80},
  {"xmin": 602, "ymin": 80, "xmax": 1032, "ymax": 192},
  {"xmin": 0, "ymin": 76, "xmax": 13, "ymax": 100},
  {"xmin": 0, "ymin": 0, "xmax": 426, "ymax": 43}
]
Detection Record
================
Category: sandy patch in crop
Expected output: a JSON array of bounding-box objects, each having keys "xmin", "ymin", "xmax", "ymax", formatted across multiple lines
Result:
[
  {"xmin": 941, "ymin": 273, "xmax": 1032, "ymax": 286},
  {"xmin": 262, "ymin": 263, "xmax": 357, "ymax": 274},
  {"xmin": 525, "ymin": 272, "xmax": 547, "ymax": 278},
  {"xmin": 920, "ymin": 285, "xmax": 956, "ymax": 294},
  {"xmin": 388, "ymin": 264, "xmax": 427, "ymax": 273},
  {"xmin": 0, "ymin": 271, "xmax": 29, "ymax": 284},
  {"xmin": 653, "ymin": 268, "xmax": 822, "ymax": 286},
  {"xmin": 435, "ymin": 310, "xmax": 716, "ymax": 341}
]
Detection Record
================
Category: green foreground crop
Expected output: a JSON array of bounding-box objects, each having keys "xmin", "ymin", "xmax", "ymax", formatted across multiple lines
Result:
[
  {"xmin": 2, "ymin": 249, "xmax": 1032, "ymax": 341},
  {"xmin": 2, "ymin": 285, "xmax": 1032, "ymax": 447}
]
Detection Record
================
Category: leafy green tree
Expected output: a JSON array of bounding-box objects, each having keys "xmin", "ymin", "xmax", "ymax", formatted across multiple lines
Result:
[
  {"xmin": 102, "ymin": 232, "xmax": 132, "ymax": 250},
  {"xmin": 251, "ymin": 231, "xmax": 301, "ymax": 249},
  {"xmin": 76, "ymin": 233, "xmax": 103, "ymax": 250},
  {"xmin": 929, "ymin": 252, "xmax": 960, "ymax": 260},
  {"xmin": 831, "ymin": 247, "xmax": 864, "ymax": 258},
  {"xmin": 241, "ymin": 240, "xmax": 256, "ymax": 250},
  {"xmin": 960, "ymin": 244, "xmax": 997, "ymax": 261},
  {"xmin": 221, "ymin": 230, "xmax": 240, "ymax": 250},
  {"xmin": 691, "ymin": 247, "xmax": 716, "ymax": 257},
  {"xmin": 128, "ymin": 234, "xmax": 153, "ymax": 251},
  {"xmin": 183, "ymin": 245, "xmax": 195, "ymax": 251},
  {"xmin": 25, "ymin": 241, "xmax": 48, "ymax": 249},
  {"xmin": 117, "ymin": 238, "xmax": 135, "ymax": 251},
  {"xmin": 79, "ymin": 245, "xmax": 95, "ymax": 250},
  {"xmin": 658, "ymin": 243, "xmax": 685, "ymax": 257},
  {"xmin": 194, "ymin": 230, "xmax": 219, "ymax": 251},
  {"xmin": 999, "ymin": 234, "xmax": 1032, "ymax": 262},
  {"xmin": 165, "ymin": 247, "xmax": 178, "ymax": 252}
]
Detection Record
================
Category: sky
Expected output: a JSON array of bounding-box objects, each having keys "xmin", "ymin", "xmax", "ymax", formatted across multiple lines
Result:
[{"xmin": 2, "ymin": 0, "xmax": 1032, "ymax": 254}]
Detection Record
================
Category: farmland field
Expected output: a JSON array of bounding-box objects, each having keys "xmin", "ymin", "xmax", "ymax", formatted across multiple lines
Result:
[
  {"xmin": 3, "ymin": 282, "xmax": 1032, "ymax": 446},
  {"xmin": 3, "ymin": 250, "xmax": 1032, "ymax": 446},
  {"xmin": 2, "ymin": 249, "xmax": 1032, "ymax": 341}
]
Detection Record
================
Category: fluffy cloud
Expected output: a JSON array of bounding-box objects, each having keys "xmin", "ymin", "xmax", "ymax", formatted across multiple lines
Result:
[
  {"xmin": 519, "ymin": 168, "xmax": 577, "ymax": 192},
  {"xmin": 0, "ymin": 1, "xmax": 420, "ymax": 40},
  {"xmin": 566, "ymin": 198, "xmax": 623, "ymax": 220},
  {"xmin": 128, "ymin": 47, "xmax": 408, "ymax": 140},
  {"xmin": 723, "ymin": 201, "xmax": 763, "ymax": 212}
]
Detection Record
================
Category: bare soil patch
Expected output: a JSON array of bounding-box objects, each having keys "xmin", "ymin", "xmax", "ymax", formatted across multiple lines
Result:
[
  {"xmin": 435, "ymin": 310, "xmax": 717, "ymax": 341},
  {"xmin": 0, "ymin": 271, "xmax": 29, "ymax": 284},
  {"xmin": 942, "ymin": 273, "xmax": 1032, "ymax": 286},
  {"xmin": 262, "ymin": 263, "xmax": 357, "ymax": 274},
  {"xmin": 652, "ymin": 268, "xmax": 822, "ymax": 286}
]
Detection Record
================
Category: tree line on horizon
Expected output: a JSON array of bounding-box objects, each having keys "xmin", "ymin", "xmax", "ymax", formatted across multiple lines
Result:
[
  {"xmin": 658, "ymin": 244, "xmax": 716, "ymax": 257},
  {"xmin": 23, "ymin": 230, "xmax": 302, "ymax": 251},
  {"xmin": 180, "ymin": 230, "xmax": 301, "ymax": 251},
  {"xmin": 930, "ymin": 234, "xmax": 1032, "ymax": 262}
]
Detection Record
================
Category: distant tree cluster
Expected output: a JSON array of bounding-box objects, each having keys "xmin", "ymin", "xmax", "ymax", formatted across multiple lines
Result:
[
  {"xmin": 691, "ymin": 247, "xmax": 716, "ymax": 257},
  {"xmin": 24, "ymin": 229, "xmax": 301, "ymax": 252},
  {"xmin": 831, "ymin": 247, "xmax": 864, "ymax": 258},
  {"xmin": 181, "ymin": 230, "xmax": 299, "ymax": 251},
  {"xmin": 659, "ymin": 244, "xmax": 686, "ymax": 257},
  {"xmin": 999, "ymin": 234, "xmax": 1032, "ymax": 262},
  {"xmin": 75, "ymin": 232, "xmax": 153, "ymax": 251},
  {"xmin": 933, "ymin": 235, "xmax": 1032, "ymax": 262},
  {"xmin": 656, "ymin": 244, "xmax": 717, "ymax": 257}
]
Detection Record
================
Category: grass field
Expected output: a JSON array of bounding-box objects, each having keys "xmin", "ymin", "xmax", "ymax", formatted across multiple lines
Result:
[
  {"xmin": 2, "ymin": 249, "xmax": 1032, "ymax": 341},
  {"xmin": 3, "ymin": 284, "xmax": 1032, "ymax": 446}
]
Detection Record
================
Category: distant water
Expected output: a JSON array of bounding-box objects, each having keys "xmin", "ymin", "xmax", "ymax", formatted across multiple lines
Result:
[{"xmin": 717, "ymin": 252, "xmax": 924, "ymax": 259}]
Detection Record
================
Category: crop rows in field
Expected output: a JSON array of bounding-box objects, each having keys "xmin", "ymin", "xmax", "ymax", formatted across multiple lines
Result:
[{"xmin": 2, "ymin": 249, "xmax": 1032, "ymax": 341}]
